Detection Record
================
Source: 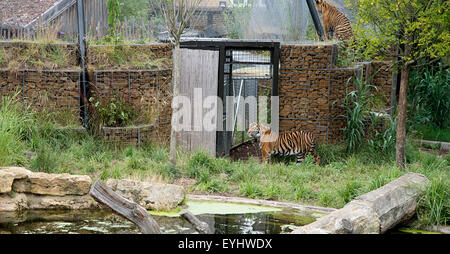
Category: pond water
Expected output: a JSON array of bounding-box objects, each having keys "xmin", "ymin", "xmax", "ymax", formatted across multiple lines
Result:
[{"xmin": 0, "ymin": 201, "xmax": 321, "ymax": 234}]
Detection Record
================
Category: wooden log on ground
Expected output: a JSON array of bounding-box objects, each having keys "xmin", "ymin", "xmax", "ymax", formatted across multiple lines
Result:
[
  {"xmin": 179, "ymin": 209, "xmax": 211, "ymax": 234},
  {"xmin": 89, "ymin": 179, "xmax": 161, "ymax": 234},
  {"xmin": 292, "ymin": 173, "xmax": 430, "ymax": 234}
]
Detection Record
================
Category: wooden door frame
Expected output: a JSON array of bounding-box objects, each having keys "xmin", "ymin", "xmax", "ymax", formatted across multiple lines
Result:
[{"xmin": 180, "ymin": 39, "xmax": 280, "ymax": 157}]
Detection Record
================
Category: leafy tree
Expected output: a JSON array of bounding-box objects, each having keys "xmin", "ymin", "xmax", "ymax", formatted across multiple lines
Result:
[
  {"xmin": 224, "ymin": 0, "xmax": 254, "ymax": 39},
  {"xmin": 105, "ymin": 0, "xmax": 122, "ymax": 43},
  {"xmin": 118, "ymin": 0, "xmax": 150, "ymax": 20},
  {"xmin": 347, "ymin": 0, "xmax": 449, "ymax": 167}
]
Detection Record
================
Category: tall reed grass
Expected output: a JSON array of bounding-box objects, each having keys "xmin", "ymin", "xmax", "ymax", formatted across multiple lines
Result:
[{"xmin": 0, "ymin": 95, "xmax": 34, "ymax": 165}]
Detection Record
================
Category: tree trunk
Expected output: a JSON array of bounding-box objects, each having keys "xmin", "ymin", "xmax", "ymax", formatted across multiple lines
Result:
[
  {"xmin": 89, "ymin": 179, "xmax": 161, "ymax": 234},
  {"xmin": 395, "ymin": 60, "xmax": 410, "ymax": 168},
  {"xmin": 179, "ymin": 209, "xmax": 211, "ymax": 234},
  {"xmin": 170, "ymin": 44, "xmax": 181, "ymax": 165}
]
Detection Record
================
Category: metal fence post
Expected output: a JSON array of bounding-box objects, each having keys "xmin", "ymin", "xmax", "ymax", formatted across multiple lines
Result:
[
  {"xmin": 77, "ymin": 0, "xmax": 88, "ymax": 128},
  {"xmin": 306, "ymin": 0, "xmax": 325, "ymax": 41}
]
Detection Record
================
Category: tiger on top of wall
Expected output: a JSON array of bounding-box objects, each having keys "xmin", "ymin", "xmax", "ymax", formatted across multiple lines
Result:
[
  {"xmin": 247, "ymin": 122, "xmax": 320, "ymax": 165},
  {"xmin": 314, "ymin": 0, "xmax": 353, "ymax": 41}
]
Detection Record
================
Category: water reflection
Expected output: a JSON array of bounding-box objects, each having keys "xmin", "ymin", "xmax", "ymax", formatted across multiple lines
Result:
[{"xmin": 0, "ymin": 209, "xmax": 315, "ymax": 234}]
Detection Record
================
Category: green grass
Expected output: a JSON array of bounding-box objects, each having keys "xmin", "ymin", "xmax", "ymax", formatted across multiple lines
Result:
[
  {"xmin": 1, "ymin": 95, "xmax": 448, "ymax": 228},
  {"xmin": 0, "ymin": 42, "xmax": 79, "ymax": 70},
  {"xmin": 416, "ymin": 177, "xmax": 449, "ymax": 227}
]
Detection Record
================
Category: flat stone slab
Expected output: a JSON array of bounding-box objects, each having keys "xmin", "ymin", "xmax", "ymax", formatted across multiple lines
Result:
[
  {"xmin": 106, "ymin": 179, "xmax": 185, "ymax": 210},
  {"xmin": 0, "ymin": 167, "xmax": 34, "ymax": 193},
  {"xmin": 0, "ymin": 167, "xmax": 32, "ymax": 179},
  {"xmin": 0, "ymin": 193, "xmax": 97, "ymax": 212},
  {"xmin": 13, "ymin": 172, "xmax": 92, "ymax": 196},
  {"xmin": 0, "ymin": 171, "xmax": 15, "ymax": 193},
  {"xmin": 0, "ymin": 193, "xmax": 28, "ymax": 211}
]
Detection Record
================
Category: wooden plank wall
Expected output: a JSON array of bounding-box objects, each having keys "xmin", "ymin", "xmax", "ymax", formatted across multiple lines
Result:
[
  {"xmin": 0, "ymin": 0, "xmax": 108, "ymax": 41},
  {"xmin": 52, "ymin": 0, "xmax": 108, "ymax": 39},
  {"xmin": 178, "ymin": 48, "xmax": 219, "ymax": 156}
]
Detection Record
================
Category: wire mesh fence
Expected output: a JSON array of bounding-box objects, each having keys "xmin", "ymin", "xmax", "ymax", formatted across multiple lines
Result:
[
  {"xmin": 0, "ymin": 70, "xmax": 83, "ymax": 127},
  {"xmin": 225, "ymin": 48, "xmax": 273, "ymax": 147},
  {"xmin": 90, "ymin": 69, "xmax": 173, "ymax": 145}
]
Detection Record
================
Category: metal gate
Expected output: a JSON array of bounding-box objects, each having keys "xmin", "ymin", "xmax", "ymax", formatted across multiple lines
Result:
[{"xmin": 181, "ymin": 39, "xmax": 280, "ymax": 158}]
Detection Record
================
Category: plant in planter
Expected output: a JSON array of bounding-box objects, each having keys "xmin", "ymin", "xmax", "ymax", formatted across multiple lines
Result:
[{"xmin": 88, "ymin": 95, "xmax": 137, "ymax": 131}]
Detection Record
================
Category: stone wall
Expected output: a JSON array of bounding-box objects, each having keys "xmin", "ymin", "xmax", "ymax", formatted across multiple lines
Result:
[
  {"xmin": 0, "ymin": 41, "xmax": 81, "ymax": 126},
  {"xmin": 369, "ymin": 61, "xmax": 394, "ymax": 109},
  {"xmin": 0, "ymin": 70, "xmax": 81, "ymax": 119},
  {"xmin": 86, "ymin": 44, "xmax": 173, "ymax": 145},
  {"xmin": 0, "ymin": 167, "xmax": 185, "ymax": 212},
  {"xmin": 279, "ymin": 43, "xmax": 393, "ymax": 144},
  {"xmin": 0, "ymin": 167, "xmax": 95, "ymax": 211},
  {"xmin": 89, "ymin": 69, "xmax": 172, "ymax": 145}
]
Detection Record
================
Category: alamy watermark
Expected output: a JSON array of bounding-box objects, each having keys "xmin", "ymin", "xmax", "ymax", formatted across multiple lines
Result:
[{"xmin": 171, "ymin": 88, "xmax": 279, "ymax": 140}]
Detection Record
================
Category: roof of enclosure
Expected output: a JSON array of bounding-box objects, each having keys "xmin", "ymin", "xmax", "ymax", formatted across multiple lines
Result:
[
  {"xmin": 0, "ymin": 0, "xmax": 74, "ymax": 28},
  {"xmin": 180, "ymin": 38, "xmax": 281, "ymax": 50}
]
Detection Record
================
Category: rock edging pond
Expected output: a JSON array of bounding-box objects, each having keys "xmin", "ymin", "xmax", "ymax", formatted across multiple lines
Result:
[{"xmin": 0, "ymin": 167, "xmax": 185, "ymax": 212}]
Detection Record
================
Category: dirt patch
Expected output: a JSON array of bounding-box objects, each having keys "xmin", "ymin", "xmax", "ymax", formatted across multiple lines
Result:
[
  {"xmin": 230, "ymin": 139, "xmax": 262, "ymax": 162},
  {"xmin": 173, "ymin": 178, "xmax": 197, "ymax": 190}
]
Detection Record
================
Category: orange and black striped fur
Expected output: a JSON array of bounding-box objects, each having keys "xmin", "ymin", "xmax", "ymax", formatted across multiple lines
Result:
[
  {"xmin": 315, "ymin": 0, "xmax": 353, "ymax": 41},
  {"xmin": 247, "ymin": 122, "xmax": 320, "ymax": 165}
]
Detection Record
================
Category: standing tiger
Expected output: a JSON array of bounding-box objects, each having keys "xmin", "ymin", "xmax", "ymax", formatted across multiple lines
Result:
[
  {"xmin": 247, "ymin": 122, "xmax": 320, "ymax": 165},
  {"xmin": 314, "ymin": 0, "xmax": 353, "ymax": 41}
]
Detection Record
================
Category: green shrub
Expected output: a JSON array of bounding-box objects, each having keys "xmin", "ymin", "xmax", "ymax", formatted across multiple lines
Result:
[
  {"xmin": 413, "ymin": 125, "xmax": 450, "ymax": 142},
  {"xmin": 188, "ymin": 151, "xmax": 216, "ymax": 173},
  {"xmin": 0, "ymin": 95, "xmax": 35, "ymax": 165},
  {"xmin": 367, "ymin": 114, "xmax": 397, "ymax": 154},
  {"xmin": 342, "ymin": 74, "xmax": 376, "ymax": 152},
  {"xmin": 155, "ymin": 164, "xmax": 180, "ymax": 180},
  {"xmin": 149, "ymin": 146, "xmax": 169, "ymax": 163},
  {"xmin": 89, "ymin": 96, "xmax": 137, "ymax": 128},
  {"xmin": 408, "ymin": 63, "xmax": 450, "ymax": 129},
  {"xmin": 338, "ymin": 180, "xmax": 362, "ymax": 204},
  {"xmin": 318, "ymin": 191, "xmax": 334, "ymax": 207},
  {"xmin": 239, "ymin": 181, "xmax": 264, "ymax": 199},
  {"xmin": 30, "ymin": 144, "xmax": 58, "ymax": 173},
  {"xmin": 196, "ymin": 178, "xmax": 229, "ymax": 193},
  {"xmin": 417, "ymin": 177, "xmax": 449, "ymax": 227}
]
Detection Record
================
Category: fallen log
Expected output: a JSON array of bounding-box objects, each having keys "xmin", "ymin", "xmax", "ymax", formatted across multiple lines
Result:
[
  {"xmin": 89, "ymin": 179, "xmax": 161, "ymax": 234},
  {"xmin": 292, "ymin": 173, "xmax": 430, "ymax": 234},
  {"xmin": 179, "ymin": 209, "xmax": 211, "ymax": 234}
]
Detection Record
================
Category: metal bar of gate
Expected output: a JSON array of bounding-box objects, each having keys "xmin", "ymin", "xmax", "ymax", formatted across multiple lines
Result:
[
  {"xmin": 306, "ymin": 0, "xmax": 325, "ymax": 41},
  {"xmin": 232, "ymin": 79, "xmax": 245, "ymax": 140},
  {"xmin": 77, "ymin": 0, "xmax": 88, "ymax": 128}
]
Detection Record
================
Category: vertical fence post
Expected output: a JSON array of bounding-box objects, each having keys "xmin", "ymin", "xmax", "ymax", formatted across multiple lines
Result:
[
  {"xmin": 77, "ymin": 0, "xmax": 88, "ymax": 129},
  {"xmin": 306, "ymin": 0, "xmax": 325, "ymax": 41}
]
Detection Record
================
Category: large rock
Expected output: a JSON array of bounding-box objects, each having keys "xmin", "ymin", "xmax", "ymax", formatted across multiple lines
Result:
[
  {"xmin": 0, "ymin": 167, "xmax": 32, "ymax": 179},
  {"xmin": 26, "ymin": 194, "xmax": 97, "ymax": 210},
  {"xmin": 0, "ymin": 167, "xmax": 33, "ymax": 193},
  {"xmin": 0, "ymin": 193, "xmax": 97, "ymax": 212},
  {"xmin": 106, "ymin": 179, "xmax": 185, "ymax": 210},
  {"xmin": 0, "ymin": 168, "xmax": 96, "ymax": 211},
  {"xmin": 0, "ymin": 171, "xmax": 15, "ymax": 193},
  {"xmin": 13, "ymin": 172, "xmax": 92, "ymax": 196},
  {"xmin": 292, "ymin": 173, "xmax": 430, "ymax": 234},
  {"xmin": 0, "ymin": 193, "xmax": 28, "ymax": 212}
]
